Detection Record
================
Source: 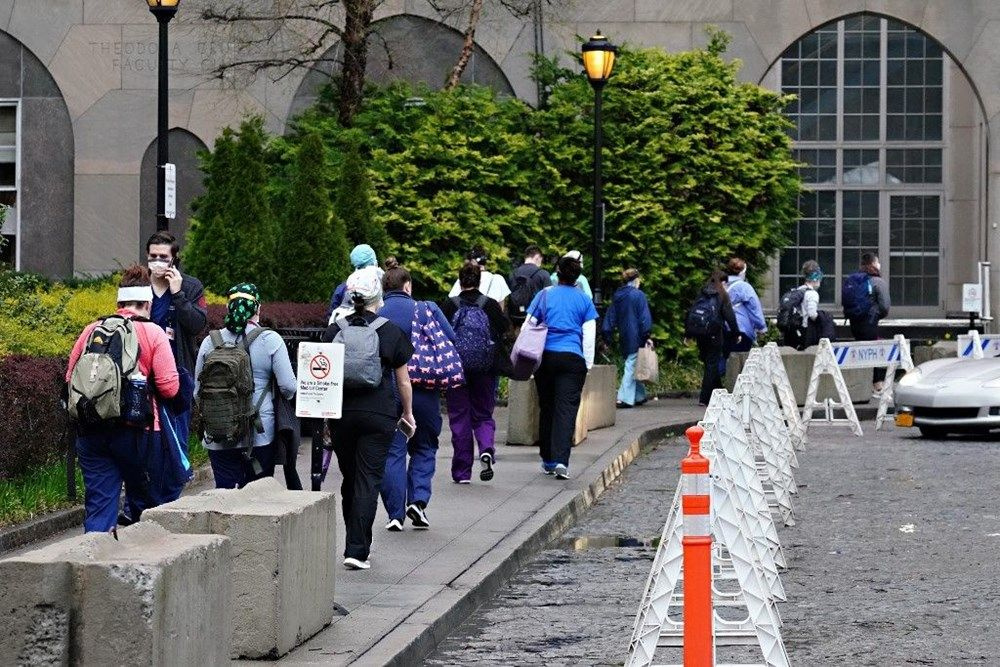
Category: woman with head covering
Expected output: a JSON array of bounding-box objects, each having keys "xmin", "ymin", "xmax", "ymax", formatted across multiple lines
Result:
[
  {"xmin": 525, "ymin": 254, "xmax": 598, "ymax": 480},
  {"xmin": 549, "ymin": 250, "xmax": 594, "ymax": 300},
  {"xmin": 602, "ymin": 267, "xmax": 654, "ymax": 408},
  {"xmin": 194, "ymin": 283, "xmax": 297, "ymax": 489},
  {"xmin": 323, "ymin": 267, "xmax": 415, "ymax": 570},
  {"xmin": 326, "ymin": 243, "xmax": 383, "ymax": 320},
  {"xmin": 65, "ymin": 265, "xmax": 180, "ymax": 532}
]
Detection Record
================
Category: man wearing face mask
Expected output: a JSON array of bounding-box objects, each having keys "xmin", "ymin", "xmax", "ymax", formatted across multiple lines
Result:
[{"xmin": 134, "ymin": 230, "xmax": 207, "ymax": 516}]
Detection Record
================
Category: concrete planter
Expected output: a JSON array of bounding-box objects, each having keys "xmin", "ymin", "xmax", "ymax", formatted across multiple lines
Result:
[
  {"xmin": 724, "ymin": 346, "xmax": 873, "ymax": 405},
  {"xmin": 506, "ymin": 364, "xmax": 617, "ymax": 446}
]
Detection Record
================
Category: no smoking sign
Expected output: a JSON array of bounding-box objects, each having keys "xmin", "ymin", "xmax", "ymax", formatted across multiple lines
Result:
[
  {"xmin": 310, "ymin": 353, "xmax": 331, "ymax": 379},
  {"xmin": 296, "ymin": 342, "xmax": 344, "ymax": 419}
]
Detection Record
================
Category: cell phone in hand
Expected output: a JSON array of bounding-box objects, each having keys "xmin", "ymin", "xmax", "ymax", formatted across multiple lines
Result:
[{"xmin": 397, "ymin": 417, "xmax": 416, "ymax": 441}]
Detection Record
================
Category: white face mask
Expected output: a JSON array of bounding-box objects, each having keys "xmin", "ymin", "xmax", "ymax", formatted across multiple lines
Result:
[{"xmin": 148, "ymin": 260, "xmax": 169, "ymax": 273}]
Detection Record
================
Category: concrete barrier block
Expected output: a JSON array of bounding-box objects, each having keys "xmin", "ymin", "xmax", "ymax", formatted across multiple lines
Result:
[
  {"xmin": 143, "ymin": 478, "xmax": 337, "ymax": 659},
  {"xmin": 583, "ymin": 364, "xmax": 617, "ymax": 431},
  {"xmin": 0, "ymin": 522, "xmax": 231, "ymax": 667},
  {"xmin": 725, "ymin": 347, "xmax": 873, "ymax": 405},
  {"xmin": 507, "ymin": 376, "xmax": 593, "ymax": 446}
]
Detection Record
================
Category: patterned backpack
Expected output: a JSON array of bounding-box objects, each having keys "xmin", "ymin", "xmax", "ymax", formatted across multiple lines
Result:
[{"xmin": 407, "ymin": 302, "xmax": 465, "ymax": 390}]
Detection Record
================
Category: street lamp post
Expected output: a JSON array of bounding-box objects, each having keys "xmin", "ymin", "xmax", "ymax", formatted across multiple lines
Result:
[
  {"xmin": 147, "ymin": 0, "xmax": 180, "ymax": 233},
  {"xmin": 582, "ymin": 32, "xmax": 616, "ymax": 307}
]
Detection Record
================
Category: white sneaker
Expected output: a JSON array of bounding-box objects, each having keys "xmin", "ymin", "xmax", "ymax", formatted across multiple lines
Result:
[
  {"xmin": 554, "ymin": 464, "xmax": 570, "ymax": 480},
  {"xmin": 385, "ymin": 519, "xmax": 404, "ymax": 532},
  {"xmin": 343, "ymin": 557, "xmax": 371, "ymax": 570},
  {"xmin": 406, "ymin": 503, "xmax": 430, "ymax": 529}
]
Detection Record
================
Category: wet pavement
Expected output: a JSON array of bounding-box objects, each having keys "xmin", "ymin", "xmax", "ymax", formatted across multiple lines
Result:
[{"xmin": 428, "ymin": 426, "xmax": 1000, "ymax": 665}]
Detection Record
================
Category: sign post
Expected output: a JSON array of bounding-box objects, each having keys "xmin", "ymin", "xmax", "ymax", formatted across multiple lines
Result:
[
  {"xmin": 963, "ymin": 282, "xmax": 982, "ymax": 330},
  {"xmin": 163, "ymin": 162, "xmax": 176, "ymax": 220}
]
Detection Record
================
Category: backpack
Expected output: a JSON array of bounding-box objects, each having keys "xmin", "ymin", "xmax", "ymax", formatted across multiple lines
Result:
[
  {"xmin": 407, "ymin": 302, "xmax": 465, "ymax": 390},
  {"xmin": 510, "ymin": 267, "xmax": 543, "ymax": 315},
  {"xmin": 684, "ymin": 293, "xmax": 723, "ymax": 339},
  {"xmin": 450, "ymin": 295, "xmax": 496, "ymax": 374},
  {"xmin": 842, "ymin": 271, "xmax": 874, "ymax": 319},
  {"xmin": 68, "ymin": 315, "xmax": 143, "ymax": 427},
  {"xmin": 334, "ymin": 316, "xmax": 389, "ymax": 389},
  {"xmin": 197, "ymin": 328, "xmax": 270, "ymax": 446},
  {"xmin": 776, "ymin": 287, "xmax": 807, "ymax": 334}
]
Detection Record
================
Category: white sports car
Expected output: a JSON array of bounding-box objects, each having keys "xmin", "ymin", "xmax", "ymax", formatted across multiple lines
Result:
[{"xmin": 894, "ymin": 356, "xmax": 1000, "ymax": 437}]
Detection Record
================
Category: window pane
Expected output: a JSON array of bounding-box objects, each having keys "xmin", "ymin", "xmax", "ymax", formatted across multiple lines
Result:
[{"xmin": 889, "ymin": 195, "xmax": 940, "ymax": 306}]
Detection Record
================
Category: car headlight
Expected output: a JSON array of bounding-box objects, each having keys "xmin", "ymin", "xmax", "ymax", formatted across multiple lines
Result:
[{"xmin": 898, "ymin": 369, "xmax": 922, "ymax": 387}]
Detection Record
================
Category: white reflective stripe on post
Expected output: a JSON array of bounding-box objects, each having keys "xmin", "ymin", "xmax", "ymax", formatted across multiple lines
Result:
[
  {"xmin": 683, "ymin": 513, "xmax": 711, "ymax": 537},
  {"xmin": 683, "ymin": 473, "xmax": 710, "ymax": 497}
]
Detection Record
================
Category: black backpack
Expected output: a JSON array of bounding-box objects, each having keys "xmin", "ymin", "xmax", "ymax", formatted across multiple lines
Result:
[
  {"xmin": 684, "ymin": 293, "xmax": 723, "ymax": 338},
  {"xmin": 776, "ymin": 288, "xmax": 806, "ymax": 334},
  {"xmin": 509, "ymin": 267, "xmax": 543, "ymax": 314}
]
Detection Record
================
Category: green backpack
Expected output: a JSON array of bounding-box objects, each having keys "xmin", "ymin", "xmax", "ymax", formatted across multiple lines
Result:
[
  {"xmin": 68, "ymin": 315, "xmax": 141, "ymax": 426},
  {"xmin": 196, "ymin": 328, "xmax": 270, "ymax": 449}
]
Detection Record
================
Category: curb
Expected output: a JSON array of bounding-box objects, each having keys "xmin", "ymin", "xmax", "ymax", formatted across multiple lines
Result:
[
  {"xmin": 0, "ymin": 463, "xmax": 215, "ymax": 555},
  {"xmin": 376, "ymin": 419, "xmax": 698, "ymax": 667}
]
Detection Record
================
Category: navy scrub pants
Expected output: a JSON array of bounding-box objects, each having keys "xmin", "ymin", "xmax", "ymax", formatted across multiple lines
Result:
[
  {"xmin": 208, "ymin": 444, "xmax": 277, "ymax": 489},
  {"xmin": 76, "ymin": 427, "xmax": 166, "ymax": 533},
  {"xmin": 381, "ymin": 387, "xmax": 442, "ymax": 520}
]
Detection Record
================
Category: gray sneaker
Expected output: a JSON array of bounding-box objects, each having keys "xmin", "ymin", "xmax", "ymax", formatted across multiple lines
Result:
[{"xmin": 554, "ymin": 464, "xmax": 570, "ymax": 480}]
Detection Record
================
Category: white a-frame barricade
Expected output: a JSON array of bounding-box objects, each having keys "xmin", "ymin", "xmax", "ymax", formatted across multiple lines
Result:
[
  {"xmin": 732, "ymin": 355, "xmax": 797, "ymax": 526},
  {"xmin": 626, "ymin": 390, "xmax": 790, "ymax": 667},
  {"xmin": 956, "ymin": 330, "xmax": 1000, "ymax": 358},
  {"xmin": 762, "ymin": 343, "xmax": 808, "ymax": 452},
  {"xmin": 801, "ymin": 335, "xmax": 912, "ymax": 436}
]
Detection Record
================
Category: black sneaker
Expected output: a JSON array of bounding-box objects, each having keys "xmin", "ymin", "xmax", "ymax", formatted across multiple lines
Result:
[
  {"xmin": 479, "ymin": 453, "xmax": 495, "ymax": 482},
  {"xmin": 406, "ymin": 503, "xmax": 430, "ymax": 529}
]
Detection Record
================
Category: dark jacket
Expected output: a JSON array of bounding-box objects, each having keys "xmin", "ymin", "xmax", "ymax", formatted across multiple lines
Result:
[
  {"xmin": 509, "ymin": 263, "xmax": 551, "ymax": 315},
  {"xmin": 699, "ymin": 284, "xmax": 739, "ymax": 348},
  {"xmin": 326, "ymin": 282, "xmax": 347, "ymax": 320},
  {"xmin": 602, "ymin": 284, "xmax": 653, "ymax": 356},
  {"xmin": 166, "ymin": 272, "xmax": 208, "ymax": 375},
  {"xmin": 440, "ymin": 289, "xmax": 511, "ymax": 344}
]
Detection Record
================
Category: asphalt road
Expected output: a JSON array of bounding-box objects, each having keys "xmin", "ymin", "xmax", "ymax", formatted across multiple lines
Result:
[{"xmin": 426, "ymin": 425, "xmax": 1000, "ymax": 665}]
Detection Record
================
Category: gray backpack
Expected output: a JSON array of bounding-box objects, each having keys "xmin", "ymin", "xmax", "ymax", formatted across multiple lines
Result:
[
  {"xmin": 334, "ymin": 316, "xmax": 389, "ymax": 389},
  {"xmin": 68, "ymin": 315, "xmax": 141, "ymax": 426}
]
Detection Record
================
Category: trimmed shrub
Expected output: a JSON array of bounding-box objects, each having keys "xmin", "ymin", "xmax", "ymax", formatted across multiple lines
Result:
[
  {"xmin": 0, "ymin": 356, "xmax": 70, "ymax": 480},
  {"xmin": 205, "ymin": 302, "xmax": 329, "ymax": 332}
]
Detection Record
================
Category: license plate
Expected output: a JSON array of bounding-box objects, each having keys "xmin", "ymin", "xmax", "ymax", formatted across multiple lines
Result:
[{"xmin": 895, "ymin": 413, "xmax": 914, "ymax": 427}]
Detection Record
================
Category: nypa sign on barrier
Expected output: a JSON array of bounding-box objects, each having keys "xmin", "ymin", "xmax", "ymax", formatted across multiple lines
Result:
[{"xmin": 831, "ymin": 340, "xmax": 905, "ymax": 368}]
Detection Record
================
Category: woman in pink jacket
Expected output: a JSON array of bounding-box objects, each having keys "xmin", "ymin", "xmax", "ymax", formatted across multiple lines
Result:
[{"xmin": 66, "ymin": 265, "xmax": 179, "ymax": 532}]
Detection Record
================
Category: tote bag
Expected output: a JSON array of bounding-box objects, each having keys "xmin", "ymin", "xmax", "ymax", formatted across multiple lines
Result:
[
  {"xmin": 407, "ymin": 302, "xmax": 465, "ymax": 390},
  {"xmin": 509, "ymin": 289, "xmax": 549, "ymax": 381},
  {"xmin": 635, "ymin": 344, "xmax": 659, "ymax": 384}
]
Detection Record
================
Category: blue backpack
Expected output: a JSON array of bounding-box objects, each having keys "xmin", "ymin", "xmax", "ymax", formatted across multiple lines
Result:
[
  {"xmin": 684, "ymin": 293, "xmax": 723, "ymax": 339},
  {"xmin": 842, "ymin": 272, "xmax": 874, "ymax": 320},
  {"xmin": 450, "ymin": 295, "xmax": 495, "ymax": 374}
]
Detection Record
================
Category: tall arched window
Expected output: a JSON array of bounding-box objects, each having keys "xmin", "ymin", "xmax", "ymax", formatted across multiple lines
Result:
[{"xmin": 772, "ymin": 14, "xmax": 981, "ymax": 314}]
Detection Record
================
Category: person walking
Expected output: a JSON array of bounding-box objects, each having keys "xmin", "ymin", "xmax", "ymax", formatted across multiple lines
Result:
[
  {"xmin": 526, "ymin": 254, "xmax": 597, "ymax": 480},
  {"xmin": 550, "ymin": 250, "xmax": 593, "ymax": 300},
  {"xmin": 378, "ymin": 258, "xmax": 457, "ymax": 530},
  {"xmin": 724, "ymin": 257, "xmax": 767, "ymax": 352},
  {"xmin": 448, "ymin": 246, "xmax": 511, "ymax": 311},
  {"xmin": 777, "ymin": 260, "xmax": 829, "ymax": 350},
  {"xmin": 842, "ymin": 252, "xmax": 891, "ymax": 395},
  {"xmin": 194, "ymin": 283, "xmax": 297, "ymax": 490},
  {"xmin": 65, "ymin": 265, "xmax": 180, "ymax": 532},
  {"xmin": 326, "ymin": 243, "xmax": 382, "ymax": 320},
  {"xmin": 323, "ymin": 268, "xmax": 415, "ymax": 570},
  {"xmin": 143, "ymin": 230, "xmax": 207, "ymax": 509},
  {"xmin": 602, "ymin": 268, "xmax": 653, "ymax": 408},
  {"xmin": 689, "ymin": 270, "xmax": 740, "ymax": 407},
  {"xmin": 509, "ymin": 245, "xmax": 551, "ymax": 323},
  {"xmin": 442, "ymin": 261, "xmax": 511, "ymax": 484}
]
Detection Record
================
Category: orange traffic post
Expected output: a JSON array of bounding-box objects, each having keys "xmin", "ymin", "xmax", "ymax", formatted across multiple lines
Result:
[{"xmin": 681, "ymin": 424, "xmax": 713, "ymax": 666}]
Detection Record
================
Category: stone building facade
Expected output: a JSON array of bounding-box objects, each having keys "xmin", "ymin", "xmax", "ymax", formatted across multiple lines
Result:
[{"xmin": 4, "ymin": 0, "xmax": 1000, "ymax": 319}]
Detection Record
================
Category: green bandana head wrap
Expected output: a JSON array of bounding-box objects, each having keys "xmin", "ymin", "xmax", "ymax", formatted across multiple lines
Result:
[{"xmin": 225, "ymin": 283, "xmax": 260, "ymax": 334}]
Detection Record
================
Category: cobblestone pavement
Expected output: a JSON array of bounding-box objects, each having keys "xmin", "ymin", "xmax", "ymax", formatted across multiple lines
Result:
[{"xmin": 427, "ymin": 427, "xmax": 1000, "ymax": 666}]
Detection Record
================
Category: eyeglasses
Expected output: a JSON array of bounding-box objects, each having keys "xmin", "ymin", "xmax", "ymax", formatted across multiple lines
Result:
[{"xmin": 147, "ymin": 254, "xmax": 172, "ymax": 261}]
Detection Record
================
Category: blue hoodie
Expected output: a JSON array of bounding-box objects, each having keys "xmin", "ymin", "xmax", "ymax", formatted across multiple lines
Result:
[
  {"xmin": 726, "ymin": 275, "xmax": 766, "ymax": 340},
  {"xmin": 602, "ymin": 284, "xmax": 652, "ymax": 356}
]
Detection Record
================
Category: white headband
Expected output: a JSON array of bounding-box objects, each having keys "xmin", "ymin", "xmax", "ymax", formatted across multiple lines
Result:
[{"xmin": 118, "ymin": 286, "xmax": 153, "ymax": 302}]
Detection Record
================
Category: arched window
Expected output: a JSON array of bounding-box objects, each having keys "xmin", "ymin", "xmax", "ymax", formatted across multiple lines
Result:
[{"xmin": 771, "ymin": 14, "xmax": 983, "ymax": 315}]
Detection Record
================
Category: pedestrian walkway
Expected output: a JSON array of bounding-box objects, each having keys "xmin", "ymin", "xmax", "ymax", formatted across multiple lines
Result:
[{"xmin": 280, "ymin": 399, "xmax": 704, "ymax": 665}]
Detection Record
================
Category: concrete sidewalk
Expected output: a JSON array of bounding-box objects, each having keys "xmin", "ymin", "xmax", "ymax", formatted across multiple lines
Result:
[{"xmin": 281, "ymin": 398, "xmax": 704, "ymax": 665}]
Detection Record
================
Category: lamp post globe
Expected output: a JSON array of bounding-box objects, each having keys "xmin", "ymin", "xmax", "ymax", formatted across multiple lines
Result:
[
  {"xmin": 581, "ymin": 32, "xmax": 616, "ymax": 307},
  {"xmin": 148, "ymin": 0, "xmax": 180, "ymax": 232}
]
